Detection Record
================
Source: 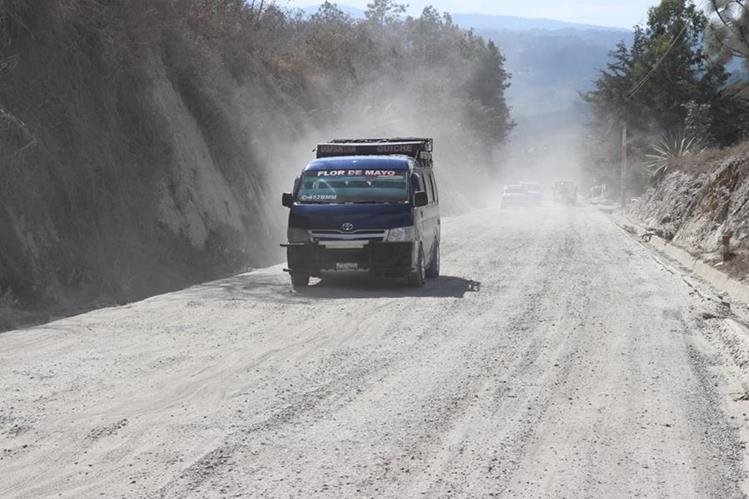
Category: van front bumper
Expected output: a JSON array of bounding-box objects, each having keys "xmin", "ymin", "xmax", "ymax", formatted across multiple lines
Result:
[{"xmin": 282, "ymin": 242, "xmax": 415, "ymax": 278}]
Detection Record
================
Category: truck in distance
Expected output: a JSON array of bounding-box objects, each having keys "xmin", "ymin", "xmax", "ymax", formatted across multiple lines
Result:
[
  {"xmin": 281, "ymin": 138, "xmax": 440, "ymax": 288},
  {"xmin": 552, "ymin": 180, "xmax": 578, "ymax": 205}
]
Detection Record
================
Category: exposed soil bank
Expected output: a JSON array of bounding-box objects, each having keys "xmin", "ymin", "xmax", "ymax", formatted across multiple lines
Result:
[
  {"xmin": 0, "ymin": 3, "xmax": 303, "ymax": 324},
  {"xmin": 628, "ymin": 142, "xmax": 749, "ymax": 282}
]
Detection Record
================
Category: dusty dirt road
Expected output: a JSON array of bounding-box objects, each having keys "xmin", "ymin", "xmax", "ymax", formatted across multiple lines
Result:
[{"xmin": 1, "ymin": 206, "xmax": 748, "ymax": 498}]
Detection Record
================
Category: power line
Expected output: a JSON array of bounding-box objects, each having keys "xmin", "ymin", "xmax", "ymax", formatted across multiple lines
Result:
[
  {"xmin": 627, "ymin": 20, "xmax": 690, "ymax": 99},
  {"xmin": 627, "ymin": 0, "xmax": 716, "ymax": 99}
]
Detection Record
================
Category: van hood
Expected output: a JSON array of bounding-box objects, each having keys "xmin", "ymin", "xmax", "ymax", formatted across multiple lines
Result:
[{"xmin": 289, "ymin": 203, "xmax": 413, "ymax": 231}]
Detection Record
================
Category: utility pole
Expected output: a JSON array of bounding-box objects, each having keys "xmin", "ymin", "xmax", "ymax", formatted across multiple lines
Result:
[{"xmin": 620, "ymin": 125, "xmax": 628, "ymax": 208}]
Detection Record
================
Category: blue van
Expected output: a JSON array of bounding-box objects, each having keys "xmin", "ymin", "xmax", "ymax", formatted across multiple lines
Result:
[{"xmin": 282, "ymin": 138, "xmax": 440, "ymax": 288}]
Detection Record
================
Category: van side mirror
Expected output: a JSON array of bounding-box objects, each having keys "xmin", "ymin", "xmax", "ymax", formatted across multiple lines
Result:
[
  {"xmin": 414, "ymin": 191, "xmax": 428, "ymax": 207},
  {"xmin": 282, "ymin": 193, "xmax": 294, "ymax": 208}
]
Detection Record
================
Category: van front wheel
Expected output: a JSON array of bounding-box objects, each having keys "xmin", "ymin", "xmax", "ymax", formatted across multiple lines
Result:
[
  {"xmin": 407, "ymin": 248, "xmax": 426, "ymax": 288},
  {"xmin": 290, "ymin": 274, "xmax": 310, "ymax": 288},
  {"xmin": 425, "ymin": 243, "xmax": 440, "ymax": 279}
]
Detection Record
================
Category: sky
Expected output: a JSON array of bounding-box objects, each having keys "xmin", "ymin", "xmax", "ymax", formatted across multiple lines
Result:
[{"xmin": 282, "ymin": 0, "xmax": 664, "ymax": 29}]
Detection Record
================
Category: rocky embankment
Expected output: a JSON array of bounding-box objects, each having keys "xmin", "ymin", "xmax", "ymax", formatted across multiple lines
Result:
[
  {"xmin": 0, "ymin": 3, "xmax": 307, "ymax": 330},
  {"xmin": 628, "ymin": 142, "xmax": 749, "ymax": 281}
]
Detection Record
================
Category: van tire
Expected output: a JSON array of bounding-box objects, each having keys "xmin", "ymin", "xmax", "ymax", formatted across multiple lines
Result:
[
  {"xmin": 290, "ymin": 274, "xmax": 310, "ymax": 288},
  {"xmin": 425, "ymin": 243, "xmax": 440, "ymax": 279},
  {"xmin": 407, "ymin": 248, "xmax": 426, "ymax": 288}
]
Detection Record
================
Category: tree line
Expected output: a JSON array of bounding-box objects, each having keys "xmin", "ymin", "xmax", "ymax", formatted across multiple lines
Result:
[
  {"xmin": 0, "ymin": 0, "xmax": 514, "ymax": 167},
  {"xmin": 584, "ymin": 0, "xmax": 749, "ymax": 193},
  {"xmin": 179, "ymin": 0, "xmax": 514, "ymax": 158}
]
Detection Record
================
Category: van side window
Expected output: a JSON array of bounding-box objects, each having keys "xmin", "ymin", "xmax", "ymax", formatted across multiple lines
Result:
[
  {"xmin": 424, "ymin": 174, "xmax": 435, "ymax": 203},
  {"xmin": 412, "ymin": 173, "xmax": 424, "ymax": 194}
]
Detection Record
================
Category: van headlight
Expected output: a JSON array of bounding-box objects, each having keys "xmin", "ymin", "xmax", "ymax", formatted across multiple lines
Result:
[
  {"xmin": 288, "ymin": 228, "xmax": 311, "ymax": 243},
  {"xmin": 386, "ymin": 226, "xmax": 415, "ymax": 242}
]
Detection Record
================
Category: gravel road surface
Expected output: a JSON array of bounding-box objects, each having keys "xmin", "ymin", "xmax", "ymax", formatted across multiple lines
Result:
[{"xmin": 1, "ymin": 206, "xmax": 746, "ymax": 497}]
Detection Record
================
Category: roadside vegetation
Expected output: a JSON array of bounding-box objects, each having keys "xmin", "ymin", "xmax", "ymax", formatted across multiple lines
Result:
[
  {"xmin": 584, "ymin": 0, "xmax": 749, "ymax": 193},
  {"xmin": 0, "ymin": 1, "xmax": 513, "ymax": 321}
]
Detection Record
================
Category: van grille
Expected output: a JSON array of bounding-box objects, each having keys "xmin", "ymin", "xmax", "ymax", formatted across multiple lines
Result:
[{"xmin": 310, "ymin": 230, "xmax": 387, "ymax": 242}]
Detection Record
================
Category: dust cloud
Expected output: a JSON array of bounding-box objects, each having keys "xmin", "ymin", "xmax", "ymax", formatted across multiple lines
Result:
[
  {"xmin": 265, "ymin": 69, "xmax": 512, "ymax": 216},
  {"xmin": 501, "ymin": 126, "xmax": 590, "ymax": 197}
]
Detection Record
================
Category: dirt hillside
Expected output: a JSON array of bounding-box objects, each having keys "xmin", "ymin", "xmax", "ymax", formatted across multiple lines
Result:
[
  {"xmin": 628, "ymin": 142, "xmax": 749, "ymax": 280},
  {"xmin": 0, "ymin": 3, "xmax": 329, "ymax": 326}
]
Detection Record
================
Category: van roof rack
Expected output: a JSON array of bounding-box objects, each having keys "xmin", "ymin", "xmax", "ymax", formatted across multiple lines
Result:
[
  {"xmin": 329, "ymin": 138, "xmax": 432, "ymax": 149},
  {"xmin": 316, "ymin": 138, "xmax": 433, "ymax": 167}
]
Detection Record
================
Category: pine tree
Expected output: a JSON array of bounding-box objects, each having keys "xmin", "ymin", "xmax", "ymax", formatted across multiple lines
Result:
[
  {"xmin": 706, "ymin": 0, "xmax": 749, "ymax": 68},
  {"xmin": 585, "ymin": 0, "xmax": 738, "ymax": 169}
]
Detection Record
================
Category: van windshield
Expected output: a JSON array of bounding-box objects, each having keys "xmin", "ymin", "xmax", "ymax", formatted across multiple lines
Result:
[{"xmin": 296, "ymin": 170, "xmax": 409, "ymax": 204}]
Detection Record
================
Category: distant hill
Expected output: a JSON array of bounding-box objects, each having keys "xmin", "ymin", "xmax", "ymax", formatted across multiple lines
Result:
[
  {"xmin": 450, "ymin": 13, "xmax": 628, "ymax": 33},
  {"xmin": 480, "ymin": 28, "xmax": 632, "ymax": 126},
  {"xmin": 299, "ymin": 5, "xmax": 629, "ymax": 32}
]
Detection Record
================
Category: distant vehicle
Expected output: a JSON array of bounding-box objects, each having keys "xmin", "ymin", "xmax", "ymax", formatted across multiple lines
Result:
[
  {"xmin": 502, "ymin": 182, "xmax": 542, "ymax": 208},
  {"xmin": 520, "ymin": 181, "xmax": 543, "ymax": 205},
  {"xmin": 553, "ymin": 181, "xmax": 578, "ymax": 205},
  {"xmin": 281, "ymin": 138, "xmax": 440, "ymax": 288},
  {"xmin": 501, "ymin": 184, "xmax": 529, "ymax": 207}
]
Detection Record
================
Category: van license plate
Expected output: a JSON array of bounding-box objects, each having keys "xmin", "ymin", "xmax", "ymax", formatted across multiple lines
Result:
[{"xmin": 336, "ymin": 263, "xmax": 359, "ymax": 271}]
